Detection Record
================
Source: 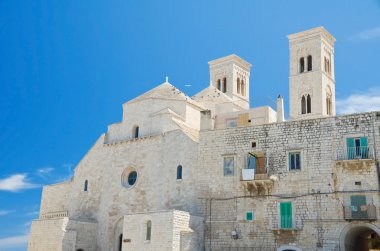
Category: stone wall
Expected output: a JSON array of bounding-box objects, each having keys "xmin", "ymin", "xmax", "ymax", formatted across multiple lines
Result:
[
  {"xmin": 197, "ymin": 112, "xmax": 380, "ymax": 251},
  {"xmin": 122, "ymin": 210, "xmax": 203, "ymax": 251}
]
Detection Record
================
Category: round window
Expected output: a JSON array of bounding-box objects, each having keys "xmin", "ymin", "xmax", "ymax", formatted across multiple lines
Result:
[
  {"xmin": 128, "ymin": 171, "xmax": 137, "ymax": 186},
  {"xmin": 121, "ymin": 168, "xmax": 138, "ymax": 189}
]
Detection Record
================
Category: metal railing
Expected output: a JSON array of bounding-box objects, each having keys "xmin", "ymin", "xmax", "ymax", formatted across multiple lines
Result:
[
  {"xmin": 343, "ymin": 204, "xmax": 376, "ymax": 220},
  {"xmin": 337, "ymin": 146, "xmax": 374, "ymax": 160}
]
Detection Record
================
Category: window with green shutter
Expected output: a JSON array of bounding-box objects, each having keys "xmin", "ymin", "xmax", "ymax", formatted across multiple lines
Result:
[
  {"xmin": 280, "ymin": 202, "xmax": 292, "ymax": 229},
  {"xmin": 246, "ymin": 211, "xmax": 253, "ymax": 221},
  {"xmin": 346, "ymin": 137, "xmax": 368, "ymax": 159},
  {"xmin": 350, "ymin": 195, "xmax": 368, "ymax": 219}
]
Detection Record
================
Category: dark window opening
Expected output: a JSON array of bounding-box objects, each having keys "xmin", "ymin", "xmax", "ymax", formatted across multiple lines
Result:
[
  {"xmin": 301, "ymin": 96, "xmax": 306, "ymax": 114},
  {"xmin": 300, "ymin": 57, "xmax": 305, "ymax": 73},
  {"xmin": 237, "ymin": 78, "xmax": 240, "ymax": 94},
  {"xmin": 289, "ymin": 152, "xmax": 301, "ymax": 170},
  {"xmin": 307, "ymin": 55, "xmax": 312, "ymax": 71},
  {"xmin": 223, "ymin": 78, "xmax": 227, "ymax": 93},
  {"xmin": 217, "ymin": 79, "xmax": 221, "ymax": 91},
  {"xmin": 146, "ymin": 221, "xmax": 152, "ymax": 241},
  {"xmin": 84, "ymin": 180, "xmax": 88, "ymax": 192},
  {"xmin": 133, "ymin": 126, "xmax": 139, "ymax": 139},
  {"xmin": 307, "ymin": 94, "xmax": 311, "ymax": 113},
  {"xmin": 177, "ymin": 165, "xmax": 182, "ymax": 180},
  {"xmin": 128, "ymin": 171, "xmax": 137, "ymax": 186},
  {"xmin": 118, "ymin": 234, "xmax": 123, "ymax": 251},
  {"xmin": 251, "ymin": 142, "xmax": 257, "ymax": 148},
  {"xmin": 241, "ymin": 80, "xmax": 245, "ymax": 96},
  {"xmin": 355, "ymin": 181, "xmax": 362, "ymax": 186}
]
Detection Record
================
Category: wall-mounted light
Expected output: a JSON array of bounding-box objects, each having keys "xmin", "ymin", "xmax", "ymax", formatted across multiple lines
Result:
[{"xmin": 231, "ymin": 230, "xmax": 238, "ymax": 240}]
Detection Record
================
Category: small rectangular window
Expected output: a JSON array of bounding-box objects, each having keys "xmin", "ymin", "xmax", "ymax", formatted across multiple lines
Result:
[
  {"xmin": 223, "ymin": 157, "xmax": 234, "ymax": 176},
  {"xmin": 246, "ymin": 211, "xmax": 253, "ymax": 221},
  {"xmin": 289, "ymin": 152, "xmax": 301, "ymax": 170},
  {"xmin": 251, "ymin": 142, "xmax": 257, "ymax": 148},
  {"xmin": 226, "ymin": 119, "xmax": 237, "ymax": 128}
]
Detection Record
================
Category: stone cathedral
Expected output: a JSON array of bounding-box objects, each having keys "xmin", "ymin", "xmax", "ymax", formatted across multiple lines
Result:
[{"xmin": 28, "ymin": 27, "xmax": 380, "ymax": 251}]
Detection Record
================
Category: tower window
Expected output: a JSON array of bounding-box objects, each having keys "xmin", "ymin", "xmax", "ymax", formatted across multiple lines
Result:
[
  {"xmin": 146, "ymin": 221, "xmax": 152, "ymax": 241},
  {"xmin": 300, "ymin": 57, "xmax": 305, "ymax": 73},
  {"xmin": 223, "ymin": 78, "xmax": 227, "ymax": 93},
  {"xmin": 301, "ymin": 95, "xmax": 311, "ymax": 114},
  {"xmin": 307, "ymin": 94, "xmax": 311, "ymax": 113},
  {"xmin": 326, "ymin": 96, "xmax": 332, "ymax": 115},
  {"xmin": 84, "ymin": 180, "xmax": 88, "ymax": 192},
  {"xmin": 177, "ymin": 165, "xmax": 182, "ymax": 180},
  {"xmin": 237, "ymin": 78, "xmax": 241, "ymax": 94},
  {"xmin": 301, "ymin": 96, "xmax": 306, "ymax": 114},
  {"xmin": 217, "ymin": 79, "xmax": 221, "ymax": 91},
  {"xmin": 307, "ymin": 55, "xmax": 312, "ymax": 71},
  {"xmin": 241, "ymin": 79, "xmax": 245, "ymax": 96},
  {"xmin": 118, "ymin": 234, "xmax": 123, "ymax": 251}
]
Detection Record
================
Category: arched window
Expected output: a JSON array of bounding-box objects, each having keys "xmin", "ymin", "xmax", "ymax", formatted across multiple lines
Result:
[
  {"xmin": 307, "ymin": 94, "xmax": 311, "ymax": 113},
  {"xmin": 118, "ymin": 234, "xmax": 123, "ymax": 251},
  {"xmin": 301, "ymin": 96, "xmax": 306, "ymax": 114},
  {"xmin": 133, "ymin": 126, "xmax": 139, "ymax": 139},
  {"xmin": 223, "ymin": 78, "xmax": 227, "ymax": 93},
  {"xmin": 84, "ymin": 180, "xmax": 88, "ymax": 192},
  {"xmin": 146, "ymin": 221, "xmax": 152, "ymax": 241},
  {"xmin": 307, "ymin": 55, "xmax": 312, "ymax": 71},
  {"xmin": 300, "ymin": 57, "xmax": 305, "ymax": 73},
  {"xmin": 241, "ymin": 80, "xmax": 245, "ymax": 96},
  {"xmin": 326, "ymin": 96, "xmax": 332, "ymax": 115},
  {"xmin": 177, "ymin": 165, "xmax": 182, "ymax": 180},
  {"xmin": 217, "ymin": 79, "xmax": 221, "ymax": 90},
  {"xmin": 237, "ymin": 78, "xmax": 241, "ymax": 94}
]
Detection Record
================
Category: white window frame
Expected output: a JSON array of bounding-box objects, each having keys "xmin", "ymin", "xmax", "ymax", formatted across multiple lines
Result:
[
  {"xmin": 286, "ymin": 150, "xmax": 303, "ymax": 171},
  {"xmin": 223, "ymin": 156, "xmax": 235, "ymax": 176}
]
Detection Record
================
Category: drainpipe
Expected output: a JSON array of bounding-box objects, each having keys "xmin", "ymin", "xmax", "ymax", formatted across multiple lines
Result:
[{"xmin": 371, "ymin": 112, "xmax": 380, "ymax": 191}]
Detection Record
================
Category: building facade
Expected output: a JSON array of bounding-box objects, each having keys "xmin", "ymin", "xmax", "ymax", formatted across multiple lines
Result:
[{"xmin": 28, "ymin": 27, "xmax": 380, "ymax": 251}]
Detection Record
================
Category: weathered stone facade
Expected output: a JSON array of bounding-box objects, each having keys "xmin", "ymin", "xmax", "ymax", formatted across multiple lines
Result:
[{"xmin": 28, "ymin": 27, "xmax": 380, "ymax": 251}]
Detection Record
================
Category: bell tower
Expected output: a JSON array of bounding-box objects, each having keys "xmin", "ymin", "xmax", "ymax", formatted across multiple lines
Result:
[
  {"xmin": 208, "ymin": 54, "xmax": 251, "ymax": 110},
  {"xmin": 288, "ymin": 27, "xmax": 336, "ymax": 120}
]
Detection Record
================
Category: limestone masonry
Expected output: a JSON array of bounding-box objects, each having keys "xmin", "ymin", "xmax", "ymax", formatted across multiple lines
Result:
[{"xmin": 28, "ymin": 27, "xmax": 380, "ymax": 251}]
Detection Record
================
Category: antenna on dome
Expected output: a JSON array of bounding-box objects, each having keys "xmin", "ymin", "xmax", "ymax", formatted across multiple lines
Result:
[{"xmin": 165, "ymin": 76, "xmax": 169, "ymax": 83}]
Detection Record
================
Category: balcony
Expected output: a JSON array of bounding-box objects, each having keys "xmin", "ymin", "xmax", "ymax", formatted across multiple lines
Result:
[
  {"xmin": 337, "ymin": 146, "xmax": 374, "ymax": 161},
  {"xmin": 343, "ymin": 204, "xmax": 377, "ymax": 221},
  {"xmin": 241, "ymin": 153, "xmax": 275, "ymax": 195}
]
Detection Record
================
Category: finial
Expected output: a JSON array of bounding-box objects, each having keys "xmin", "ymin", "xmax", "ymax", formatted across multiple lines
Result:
[{"xmin": 165, "ymin": 76, "xmax": 169, "ymax": 83}]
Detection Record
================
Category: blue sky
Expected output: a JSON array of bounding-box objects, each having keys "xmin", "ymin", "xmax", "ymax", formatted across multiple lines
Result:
[{"xmin": 0, "ymin": 0, "xmax": 379, "ymax": 250}]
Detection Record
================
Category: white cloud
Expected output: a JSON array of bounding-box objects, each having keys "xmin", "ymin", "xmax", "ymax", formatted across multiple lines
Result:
[
  {"xmin": 37, "ymin": 167, "xmax": 54, "ymax": 174},
  {"xmin": 0, "ymin": 174, "xmax": 39, "ymax": 192},
  {"xmin": 350, "ymin": 26, "xmax": 380, "ymax": 41},
  {"xmin": 0, "ymin": 234, "xmax": 29, "ymax": 249},
  {"xmin": 0, "ymin": 210, "xmax": 13, "ymax": 216},
  {"xmin": 336, "ymin": 88, "xmax": 380, "ymax": 114}
]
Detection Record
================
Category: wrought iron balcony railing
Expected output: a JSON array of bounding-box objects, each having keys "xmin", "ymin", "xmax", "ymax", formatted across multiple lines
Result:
[
  {"xmin": 343, "ymin": 204, "xmax": 376, "ymax": 221},
  {"xmin": 336, "ymin": 146, "xmax": 374, "ymax": 160}
]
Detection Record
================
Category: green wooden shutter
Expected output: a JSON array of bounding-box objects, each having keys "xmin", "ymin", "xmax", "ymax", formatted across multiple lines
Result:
[
  {"xmin": 360, "ymin": 137, "xmax": 368, "ymax": 158},
  {"xmin": 280, "ymin": 202, "xmax": 292, "ymax": 229},
  {"xmin": 346, "ymin": 138, "xmax": 355, "ymax": 159},
  {"xmin": 246, "ymin": 212, "xmax": 253, "ymax": 221},
  {"xmin": 360, "ymin": 137, "xmax": 368, "ymax": 147}
]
